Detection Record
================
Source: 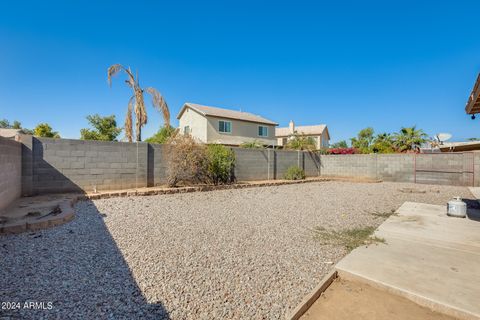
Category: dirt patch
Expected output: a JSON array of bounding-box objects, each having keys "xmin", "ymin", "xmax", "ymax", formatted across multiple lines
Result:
[{"xmin": 300, "ymin": 278, "xmax": 458, "ymax": 320}]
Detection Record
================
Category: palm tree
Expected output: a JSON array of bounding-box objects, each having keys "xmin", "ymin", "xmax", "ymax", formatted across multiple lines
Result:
[
  {"xmin": 393, "ymin": 126, "xmax": 428, "ymax": 152},
  {"xmin": 286, "ymin": 132, "xmax": 317, "ymax": 151},
  {"xmin": 107, "ymin": 64, "xmax": 170, "ymax": 142}
]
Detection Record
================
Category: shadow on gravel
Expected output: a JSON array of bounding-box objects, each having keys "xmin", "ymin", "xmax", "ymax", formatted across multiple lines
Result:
[
  {"xmin": 464, "ymin": 198, "xmax": 480, "ymax": 222},
  {"xmin": 0, "ymin": 199, "xmax": 170, "ymax": 319}
]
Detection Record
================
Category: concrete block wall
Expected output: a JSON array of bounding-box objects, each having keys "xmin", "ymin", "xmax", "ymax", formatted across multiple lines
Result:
[
  {"xmin": 274, "ymin": 150, "xmax": 301, "ymax": 179},
  {"xmin": 474, "ymin": 152, "xmax": 480, "ymax": 187},
  {"xmin": 376, "ymin": 154, "xmax": 414, "ymax": 182},
  {"xmin": 320, "ymin": 154, "xmax": 378, "ymax": 178},
  {"xmin": 304, "ymin": 151, "xmax": 321, "ymax": 177},
  {"xmin": 415, "ymin": 153, "xmax": 473, "ymax": 186},
  {"xmin": 232, "ymin": 148, "xmax": 272, "ymax": 181},
  {"xmin": 27, "ymin": 138, "xmax": 148, "ymax": 194},
  {"xmin": 148, "ymin": 144, "xmax": 168, "ymax": 186},
  {"xmin": 11, "ymin": 136, "xmax": 480, "ymax": 196},
  {"xmin": 0, "ymin": 137, "xmax": 22, "ymax": 211}
]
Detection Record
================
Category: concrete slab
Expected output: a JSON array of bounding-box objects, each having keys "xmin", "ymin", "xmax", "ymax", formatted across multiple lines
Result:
[{"xmin": 336, "ymin": 201, "xmax": 480, "ymax": 320}]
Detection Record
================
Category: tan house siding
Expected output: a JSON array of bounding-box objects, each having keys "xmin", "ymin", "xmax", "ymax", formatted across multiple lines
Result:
[
  {"xmin": 178, "ymin": 108, "xmax": 208, "ymax": 143},
  {"xmin": 206, "ymin": 117, "xmax": 277, "ymax": 145}
]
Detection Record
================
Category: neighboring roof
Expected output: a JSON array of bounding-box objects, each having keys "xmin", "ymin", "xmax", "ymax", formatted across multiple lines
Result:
[
  {"xmin": 276, "ymin": 124, "xmax": 327, "ymax": 137},
  {"xmin": 439, "ymin": 141, "xmax": 480, "ymax": 152},
  {"xmin": 177, "ymin": 103, "xmax": 278, "ymax": 125},
  {"xmin": 466, "ymin": 73, "xmax": 480, "ymax": 114},
  {"xmin": 0, "ymin": 128, "xmax": 22, "ymax": 138}
]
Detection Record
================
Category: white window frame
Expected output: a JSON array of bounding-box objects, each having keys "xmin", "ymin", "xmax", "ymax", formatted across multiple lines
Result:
[
  {"xmin": 184, "ymin": 125, "xmax": 191, "ymax": 135},
  {"xmin": 258, "ymin": 125, "xmax": 268, "ymax": 137},
  {"xmin": 218, "ymin": 120, "xmax": 232, "ymax": 134}
]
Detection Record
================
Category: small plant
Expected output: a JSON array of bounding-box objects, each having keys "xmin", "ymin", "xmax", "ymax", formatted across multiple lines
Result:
[
  {"xmin": 370, "ymin": 209, "xmax": 396, "ymax": 218},
  {"xmin": 283, "ymin": 166, "xmax": 306, "ymax": 180},
  {"xmin": 313, "ymin": 226, "xmax": 385, "ymax": 252},
  {"xmin": 206, "ymin": 144, "xmax": 236, "ymax": 185}
]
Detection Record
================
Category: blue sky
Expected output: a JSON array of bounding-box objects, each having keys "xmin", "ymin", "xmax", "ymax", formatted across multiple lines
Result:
[{"xmin": 0, "ymin": 0, "xmax": 479, "ymax": 143}]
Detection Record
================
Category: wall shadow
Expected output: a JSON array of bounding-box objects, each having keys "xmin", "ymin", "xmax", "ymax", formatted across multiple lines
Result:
[{"xmin": 0, "ymin": 199, "xmax": 170, "ymax": 319}]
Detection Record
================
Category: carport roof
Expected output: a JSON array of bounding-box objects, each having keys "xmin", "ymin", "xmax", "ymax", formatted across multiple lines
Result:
[{"xmin": 466, "ymin": 73, "xmax": 480, "ymax": 114}]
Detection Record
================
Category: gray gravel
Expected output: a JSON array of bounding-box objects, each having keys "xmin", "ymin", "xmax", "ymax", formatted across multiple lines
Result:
[{"xmin": 0, "ymin": 181, "xmax": 473, "ymax": 319}]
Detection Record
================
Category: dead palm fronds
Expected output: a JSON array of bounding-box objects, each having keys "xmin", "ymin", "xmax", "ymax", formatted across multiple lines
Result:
[{"xmin": 107, "ymin": 64, "xmax": 170, "ymax": 142}]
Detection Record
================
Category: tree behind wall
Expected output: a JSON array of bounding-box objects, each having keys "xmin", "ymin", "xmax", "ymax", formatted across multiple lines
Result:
[
  {"xmin": 393, "ymin": 126, "xmax": 428, "ymax": 152},
  {"xmin": 107, "ymin": 64, "xmax": 170, "ymax": 142},
  {"xmin": 80, "ymin": 114, "xmax": 122, "ymax": 141},
  {"xmin": 34, "ymin": 123, "xmax": 60, "ymax": 138}
]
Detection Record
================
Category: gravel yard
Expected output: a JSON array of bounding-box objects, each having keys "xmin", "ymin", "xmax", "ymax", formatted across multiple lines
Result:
[{"xmin": 0, "ymin": 181, "xmax": 473, "ymax": 319}]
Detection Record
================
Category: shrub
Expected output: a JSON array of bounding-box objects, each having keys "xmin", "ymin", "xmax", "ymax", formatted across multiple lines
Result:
[
  {"xmin": 240, "ymin": 140, "xmax": 264, "ymax": 149},
  {"xmin": 165, "ymin": 135, "xmax": 209, "ymax": 187},
  {"xmin": 206, "ymin": 144, "xmax": 236, "ymax": 185},
  {"xmin": 283, "ymin": 166, "xmax": 306, "ymax": 180},
  {"xmin": 328, "ymin": 147, "xmax": 358, "ymax": 155}
]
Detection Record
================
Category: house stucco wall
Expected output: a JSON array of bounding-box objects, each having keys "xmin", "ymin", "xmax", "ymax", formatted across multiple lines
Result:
[
  {"xmin": 178, "ymin": 108, "xmax": 208, "ymax": 143},
  {"xmin": 206, "ymin": 116, "xmax": 277, "ymax": 146}
]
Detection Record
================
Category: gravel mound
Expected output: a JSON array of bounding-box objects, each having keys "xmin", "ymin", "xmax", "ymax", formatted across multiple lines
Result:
[{"xmin": 0, "ymin": 182, "xmax": 472, "ymax": 319}]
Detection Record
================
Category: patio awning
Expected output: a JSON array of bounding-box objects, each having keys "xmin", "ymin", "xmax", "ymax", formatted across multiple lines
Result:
[{"xmin": 466, "ymin": 73, "xmax": 480, "ymax": 114}]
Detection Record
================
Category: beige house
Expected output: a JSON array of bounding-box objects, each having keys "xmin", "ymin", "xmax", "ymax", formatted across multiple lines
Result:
[
  {"xmin": 177, "ymin": 103, "xmax": 278, "ymax": 146},
  {"xmin": 276, "ymin": 120, "xmax": 330, "ymax": 149}
]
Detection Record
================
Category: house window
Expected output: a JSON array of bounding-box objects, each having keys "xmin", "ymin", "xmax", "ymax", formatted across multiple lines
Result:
[
  {"xmin": 219, "ymin": 120, "xmax": 232, "ymax": 133},
  {"xmin": 184, "ymin": 126, "xmax": 191, "ymax": 135},
  {"xmin": 258, "ymin": 126, "xmax": 268, "ymax": 137}
]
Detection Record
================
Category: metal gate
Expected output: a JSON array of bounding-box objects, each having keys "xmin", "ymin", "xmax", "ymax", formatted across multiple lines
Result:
[{"xmin": 414, "ymin": 152, "xmax": 475, "ymax": 186}]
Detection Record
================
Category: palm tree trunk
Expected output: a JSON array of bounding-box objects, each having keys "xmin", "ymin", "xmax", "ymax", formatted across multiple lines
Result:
[{"xmin": 135, "ymin": 120, "xmax": 141, "ymax": 141}]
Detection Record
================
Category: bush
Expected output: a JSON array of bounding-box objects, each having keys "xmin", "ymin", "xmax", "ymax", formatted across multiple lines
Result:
[
  {"xmin": 328, "ymin": 147, "xmax": 358, "ymax": 155},
  {"xmin": 206, "ymin": 144, "xmax": 236, "ymax": 185},
  {"xmin": 145, "ymin": 126, "xmax": 177, "ymax": 144},
  {"xmin": 283, "ymin": 166, "xmax": 306, "ymax": 180},
  {"xmin": 165, "ymin": 135, "xmax": 209, "ymax": 187}
]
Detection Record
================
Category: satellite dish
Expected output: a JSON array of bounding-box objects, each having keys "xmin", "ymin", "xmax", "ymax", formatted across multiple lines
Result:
[{"xmin": 436, "ymin": 133, "xmax": 452, "ymax": 144}]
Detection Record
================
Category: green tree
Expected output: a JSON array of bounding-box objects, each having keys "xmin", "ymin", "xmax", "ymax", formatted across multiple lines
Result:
[
  {"xmin": 34, "ymin": 123, "xmax": 60, "ymax": 138},
  {"xmin": 0, "ymin": 119, "xmax": 9, "ymax": 128},
  {"xmin": 0, "ymin": 119, "xmax": 33, "ymax": 134},
  {"xmin": 145, "ymin": 126, "xmax": 177, "ymax": 144},
  {"xmin": 371, "ymin": 133, "xmax": 395, "ymax": 153},
  {"xmin": 330, "ymin": 140, "xmax": 348, "ymax": 148},
  {"xmin": 468, "ymin": 137, "xmax": 479, "ymax": 141},
  {"xmin": 393, "ymin": 126, "xmax": 428, "ymax": 152},
  {"xmin": 80, "ymin": 114, "xmax": 122, "ymax": 141},
  {"xmin": 351, "ymin": 127, "xmax": 375, "ymax": 153},
  {"xmin": 286, "ymin": 132, "xmax": 317, "ymax": 151}
]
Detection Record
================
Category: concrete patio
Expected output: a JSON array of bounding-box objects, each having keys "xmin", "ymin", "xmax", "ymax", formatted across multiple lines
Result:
[{"xmin": 335, "ymin": 200, "xmax": 480, "ymax": 320}]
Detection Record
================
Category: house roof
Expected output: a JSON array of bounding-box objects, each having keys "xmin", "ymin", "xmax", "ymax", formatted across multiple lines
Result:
[
  {"xmin": 177, "ymin": 103, "xmax": 278, "ymax": 125},
  {"xmin": 466, "ymin": 73, "xmax": 480, "ymax": 114},
  {"xmin": 439, "ymin": 141, "xmax": 480, "ymax": 152},
  {"xmin": 275, "ymin": 124, "xmax": 327, "ymax": 137}
]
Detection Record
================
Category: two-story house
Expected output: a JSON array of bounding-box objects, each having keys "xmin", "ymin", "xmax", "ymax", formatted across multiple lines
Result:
[
  {"xmin": 276, "ymin": 120, "xmax": 330, "ymax": 149},
  {"xmin": 177, "ymin": 103, "xmax": 278, "ymax": 146}
]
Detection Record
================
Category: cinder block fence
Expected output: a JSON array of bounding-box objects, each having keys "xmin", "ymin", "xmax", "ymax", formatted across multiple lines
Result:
[{"xmin": 0, "ymin": 135, "xmax": 478, "ymax": 206}]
